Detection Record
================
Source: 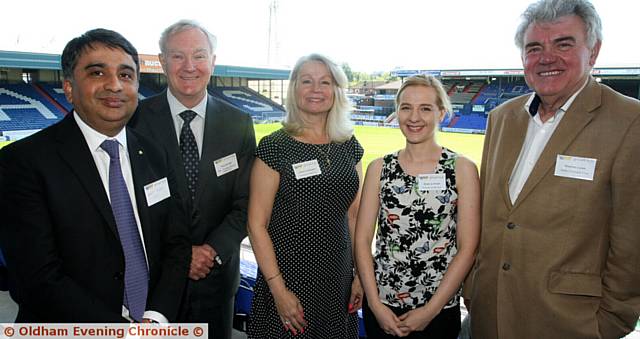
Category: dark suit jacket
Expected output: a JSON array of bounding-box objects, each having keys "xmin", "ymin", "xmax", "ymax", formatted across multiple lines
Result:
[
  {"xmin": 130, "ymin": 92, "xmax": 255, "ymax": 303},
  {"xmin": 465, "ymin": 78, "xmax": 640, "ymax": 339},
  {"xmin": 0, "ymin": 115, "xmax": 191, "ymax": 322}
]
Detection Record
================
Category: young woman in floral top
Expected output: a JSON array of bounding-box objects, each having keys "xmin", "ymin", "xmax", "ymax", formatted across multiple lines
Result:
[{"xmin": 355, "ymin": 75, "xmax": 480, "ymax": 338}]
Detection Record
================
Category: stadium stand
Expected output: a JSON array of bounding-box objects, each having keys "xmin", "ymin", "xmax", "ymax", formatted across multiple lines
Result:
[
  {"xmin": 450, "ymin": 113, "xmax": 488, "ymax": 131},
  {"xmin": 500, "ymin": 82, "xmax": 531, "ymax": 100},
  {"xmin": 472, "ymin": 83, "xmax": 500, "ymax": 105},
  {"xmin": 373, "ymin": 94, "xmax": 395, "ymax": 116},
  {"xmin": 37, "ymin": 83, "xmax": 72, "ymax": 112},
  {"xmin": 0, "ymin": 83, "xmax": 66, "ymax": 137},
  {"xmin": 439, "ymin": 80, "xmax": 532, "ymax": 132},
  {"xmin": 209, "ymin": 86, "xmax": 286, "ymax": 122},
  {"xmin": 138, "ymin": 85, "xmax": 157, "ymax": 99},
  {"xmin": 347, "ymin": 78, "xmax": 534, "ymax": 133},
  {"xmin": 450, "ymin": 92, "xmax": 475, "ymax": 105},
  {"xmin": 466, "ymin": 82, "xmax": 484, "ymax": 93},
  {"xmin": 449, "ymin": 81, "xmax": 483, "ymax": 105},
  {"xmin": 0, "ymin": 81, "xmax": 287, "ymax": 139},
  {"xmin": 30, "ymin": 83, "xmax": 166, "ymax": 112}
]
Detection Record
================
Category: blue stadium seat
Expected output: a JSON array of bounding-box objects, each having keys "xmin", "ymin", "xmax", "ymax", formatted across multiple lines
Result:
[
  {"xmin": 0, "ymin": 84, "xmax": 66, "ymax": 136},
  {"xmin": 37, "ymin": 83, "xmax": 73, "ymax": 112},
  {"xmin": 209, "ymin": 87, "xmax": 286, "ymax": 122},
  {"xmin": 138, "ymin": 85, "xmax": 157, "ymax": 100}
]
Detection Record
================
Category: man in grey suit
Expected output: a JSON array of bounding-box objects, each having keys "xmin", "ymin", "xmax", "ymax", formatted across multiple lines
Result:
[{"xmin": 129, "ymin": 20, "xmax": 255, "ymax": 338}]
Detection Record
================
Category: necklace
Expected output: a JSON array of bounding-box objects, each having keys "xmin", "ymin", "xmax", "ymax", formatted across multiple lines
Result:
[{"xmin": 314, "ymin": 143, "xmax": 332, "ymax": 167}]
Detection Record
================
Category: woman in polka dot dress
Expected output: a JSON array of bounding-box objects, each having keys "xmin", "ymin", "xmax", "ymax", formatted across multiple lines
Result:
[
  {"xmin": 355, "ymin": 75, "xmax": 481, "ymax": 338},
  {"xmin": 246, "ymin": 54, "xmax": 363, "ymax": 338}
]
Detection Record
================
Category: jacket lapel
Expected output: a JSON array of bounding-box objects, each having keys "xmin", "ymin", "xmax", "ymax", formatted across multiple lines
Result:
[
  {"xmin": 514, "ymin": 78, "xmax": 601, "ymax": 208},
  {"xmin": 55, "ymin": 115, "xmax": 118, "ymax": 237},
  {"xmin": 194, "ymin": 95, "xmax": 224, "ymax": 204},
  {"xmin": 497, "ymin": 104, "xmax": 530, "ymax": 209},
  {"xmin": 144, "ymin": 93, "xmax": 190, "ymax": 201},
  {"xmin": 145, "ymin": 93, "xmax": 181, "ymax": 159},
  {"xmin": 127, "ymin": 130, "xmax": 153, "ymax": 247}
]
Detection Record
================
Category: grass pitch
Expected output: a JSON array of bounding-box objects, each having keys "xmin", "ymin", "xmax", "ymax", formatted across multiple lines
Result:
[
  {"xmin": 254, "ymin": 123, "xmax": 485, "ymax": 170},
  {"xmin": 0, "ymin": 124, "xmax": 485, "ymax": 170}
]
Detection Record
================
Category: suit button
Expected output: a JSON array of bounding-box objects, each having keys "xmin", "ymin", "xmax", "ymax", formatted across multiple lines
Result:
[
  {"xmin": 113, "ymin": 272, "xmax": 124, "ymax": 280},
  {"xmin": 502, "ymin": 263, "xmax": 511, "ymax": 271},
  {"xmin": 506, "ymin": 222, "xmax": 516, "ymax": 230}
]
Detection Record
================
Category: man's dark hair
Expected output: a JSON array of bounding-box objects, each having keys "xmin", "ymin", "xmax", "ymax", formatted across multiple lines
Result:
[{"xmin": 61, "ymin": 28, "xmax": 139, "ymax": 79}]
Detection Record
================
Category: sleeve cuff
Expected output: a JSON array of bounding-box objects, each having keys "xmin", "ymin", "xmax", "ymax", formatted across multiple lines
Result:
[{"xmin": 143, "ymin": 310, "xmax": 169, "ymax": 324}]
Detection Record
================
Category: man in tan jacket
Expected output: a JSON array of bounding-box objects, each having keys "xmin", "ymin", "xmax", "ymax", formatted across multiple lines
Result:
[{"xmin": 465, "ymin": 0, "xmax": 640, "ymax": 338}]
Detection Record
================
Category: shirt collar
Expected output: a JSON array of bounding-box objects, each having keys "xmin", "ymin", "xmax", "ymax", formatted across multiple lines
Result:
[
  {"xmin": 524, "ymin": 78, "xmax": 590, "ymax": 118},
  {"xmin": 73, "ymin": 111, "xmax": 128, "ymax": 153},
  {"xmin": 167, "ymin": 89, "xmax": 207, "ymax": 119}
]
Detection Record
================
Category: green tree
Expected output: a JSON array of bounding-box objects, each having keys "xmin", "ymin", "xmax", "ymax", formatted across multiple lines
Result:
[{"xmin": 341, "ymin": 63, "xmax": 354, "ymax": 82}]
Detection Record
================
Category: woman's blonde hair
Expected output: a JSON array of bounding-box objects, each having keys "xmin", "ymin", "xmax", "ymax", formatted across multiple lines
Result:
[
  {"xmin": 395, "ymin": 75, "xmax": 453, "ymax": 120},
  {"xmin": 283, "ymin": 53, "xmax": 353, "ymax": 142}
]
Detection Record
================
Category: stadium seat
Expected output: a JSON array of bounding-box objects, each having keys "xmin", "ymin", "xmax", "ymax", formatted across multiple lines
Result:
[
  {"xmin": 209, "ymin": 87, "xmax": 286, "ymax": 122},
  {"xmin": 0, "ymin": 84, "xmax": 66, "ymax": 136}
]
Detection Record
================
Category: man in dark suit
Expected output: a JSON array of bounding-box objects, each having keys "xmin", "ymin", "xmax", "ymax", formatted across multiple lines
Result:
[
  {"xmin": 129, "ymin": 20, "xmax": 255, "ymax": 338},
  {"xmin": 0, "ymin": 29, "xmax": 190, "ymax": 323}
]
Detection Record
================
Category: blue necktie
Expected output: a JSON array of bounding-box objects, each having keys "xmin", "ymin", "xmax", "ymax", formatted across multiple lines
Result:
[
  {"xmin": 101, "ymin": 139, "xmax": 149, "ymax": 322},
  {"xmin": 179, "ymin": 110, "xmax": 199, "ymax": 202}
]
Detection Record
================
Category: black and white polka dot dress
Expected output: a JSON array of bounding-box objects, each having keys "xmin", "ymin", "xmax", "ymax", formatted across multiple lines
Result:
[{"xmin": 247, "ymin": 128, "xmax": 363, "ymax": 338}]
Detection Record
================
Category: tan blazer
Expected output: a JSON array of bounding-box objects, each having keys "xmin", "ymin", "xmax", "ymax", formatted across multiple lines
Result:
[{"xmin": 466, "ymin": 78, "xmax": 640, "ymax": 339}]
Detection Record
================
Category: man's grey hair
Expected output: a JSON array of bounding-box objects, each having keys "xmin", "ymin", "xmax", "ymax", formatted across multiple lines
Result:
[
  {"xmin": 514, "ymin": 0, "xmax": 602, "ymax": 50},
  {"xmin": 159, "ymin": 19, "xmax": 217, "ymax": 54}
]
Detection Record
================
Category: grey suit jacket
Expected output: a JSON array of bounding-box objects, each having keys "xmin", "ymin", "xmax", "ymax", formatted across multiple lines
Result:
[
  {"xmin": 130, "ymin": 91, "xmax": 256, "ymax": 302},
  {"xmin": 466, "ymin": 77, "xmax": 640, "ymax": 339}
]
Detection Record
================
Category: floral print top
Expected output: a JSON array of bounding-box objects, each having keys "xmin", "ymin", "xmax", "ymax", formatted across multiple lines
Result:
[{"xmin": 374, "ymin": 148, "xmax": 460, "ymax": 309}]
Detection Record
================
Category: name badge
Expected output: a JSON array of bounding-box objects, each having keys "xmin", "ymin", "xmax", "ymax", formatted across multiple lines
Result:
[
  {"xmin": 144, "ymin": 177, "xmax": 171, "ymax": 206},
  {"xmin": 214, "ymin": 153, "xmax": 239, "ymax": 177},
  {"xmin": 417, "ymin": 173, "xmax": 447, "ymax": 191},
  {"xmin": 554, "ymin": 155, "xmax": 597, "ymax": 181},
  {"xmin": 292, "ymin": 160, "xmax": 322, "ymax": 180}
]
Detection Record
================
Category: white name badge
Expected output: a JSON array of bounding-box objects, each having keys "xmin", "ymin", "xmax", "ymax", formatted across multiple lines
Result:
[
  {"xmin": 292, "ymin": 159, "xmax": 322, "ymax": 180},
  {"xmin": 554, "ymin": 155, "xmax": 597, "ymax": 181},
  {"xmin": 144, "ymin": 177, "xmax": 171, "ymax": 206},
  {"xmin": 214, "ymin": 153, "xmax": 239, "ymax": 177},
  {"xmin": 417, "ymin": 173, "xmax": 447, "ymax": 191}
]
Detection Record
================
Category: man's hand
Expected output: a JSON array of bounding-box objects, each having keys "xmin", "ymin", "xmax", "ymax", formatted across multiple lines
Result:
[{"xmin": 189, "ymin": 244, "xmax": 216, "ymax": 280}]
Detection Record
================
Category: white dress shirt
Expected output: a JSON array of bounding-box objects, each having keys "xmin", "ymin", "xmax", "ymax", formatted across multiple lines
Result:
[
  {"xmin": 73, "ymin": 112, "xmax": 167, "ymax": 323},
  {"xmin": 167, "ymin": 89, "xmax": 208, "ymax": 156},
  {"xmin": 508, "ymin": 80, "xmax": 588, "ymax": 204}
]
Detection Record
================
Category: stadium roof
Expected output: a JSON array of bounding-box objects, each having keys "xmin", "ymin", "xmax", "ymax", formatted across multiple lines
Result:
[
  {"xmin": 392, "ymin": 68, "xmax": 640, "ymax": 78},
  {"xmin": 4, "ymin": 50, "xmax": 638, "ymax": 80},
  {"xmin": 0, "ymin": 50, "xmax": 291, "ymax": 80}
]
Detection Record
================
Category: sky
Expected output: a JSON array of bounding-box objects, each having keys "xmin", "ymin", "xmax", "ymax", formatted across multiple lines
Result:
[{"xmin": 1, "ymin": 0, "xmax": 638, "ymax": 72}]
